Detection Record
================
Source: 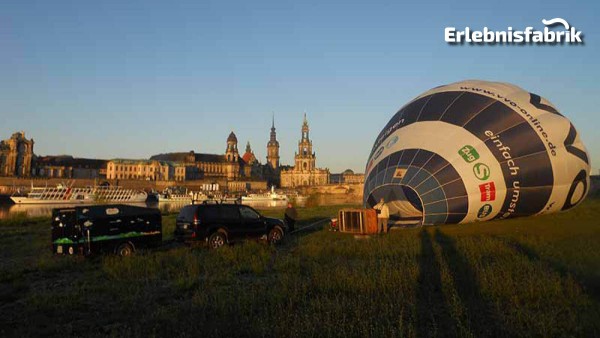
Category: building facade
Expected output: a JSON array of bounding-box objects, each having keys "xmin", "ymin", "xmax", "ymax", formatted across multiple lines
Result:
[
  {"xmin": 150, "ymin": 131, "xmax": 245, "ymax": 180},
  {"xmin": 0, "ymin": 131, "xmax": 34, "ymax": 177},
  {"xmin": 342, "ymin": 169, "xmax": 365, "ymax": 184},
  {"xmin": 33, "ymin": 155, "xmax": 107, "ymax": 179},
  {"xmin": 227, "ymin": 180, "xmax": 268, "ymax": 192},
  {"xmin": 106, "ymin": 159, "xmax": 193, "ymax": 181},
  {"xmin": 280, "ymin": 115, "xmax": 329, "ymax": 187}
]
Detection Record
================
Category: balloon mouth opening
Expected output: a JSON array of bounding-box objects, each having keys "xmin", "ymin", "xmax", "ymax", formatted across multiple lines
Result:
[{"xmin": 366, "ymin": 185, "xmax": 424, "ymax": 226}]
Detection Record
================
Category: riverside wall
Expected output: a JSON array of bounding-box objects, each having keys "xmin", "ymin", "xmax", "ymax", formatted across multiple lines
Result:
[{"xmin": 298, "ymin": 183, "xmax": 364, "ymax": 205}]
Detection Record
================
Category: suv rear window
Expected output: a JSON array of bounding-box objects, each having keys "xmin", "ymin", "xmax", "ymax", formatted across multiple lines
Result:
[
  {"xmin": 199, "ymin": 205, "xmax": 220, "ymax": 222},
  {"xmin": 179, "ymin": 205, "xmax": 197, "ymax": 222},
  {"xmin": 219, "ymin": 205, "xmax": 240, "ymax": 221}
]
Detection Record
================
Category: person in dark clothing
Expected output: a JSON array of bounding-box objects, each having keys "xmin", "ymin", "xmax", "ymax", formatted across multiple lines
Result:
[{"xmin": 284, "ymin": 203, "xmax": 298, "ymax": 233}]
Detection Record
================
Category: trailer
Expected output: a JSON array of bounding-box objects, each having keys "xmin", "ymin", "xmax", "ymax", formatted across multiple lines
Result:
[{"xmin": 51, "ymin": 204, "xmax": 162, "ymax": 256}]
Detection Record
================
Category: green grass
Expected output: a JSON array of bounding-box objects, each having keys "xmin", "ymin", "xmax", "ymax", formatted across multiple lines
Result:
[{"xmin": 0, "ymin": 200, "xmax": 599, "ymax": 337}]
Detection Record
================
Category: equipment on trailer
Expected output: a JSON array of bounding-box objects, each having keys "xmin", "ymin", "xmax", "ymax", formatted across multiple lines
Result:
[{"xmin": 51, "ymin": 204, "xmax": 162, "ymax": 256}]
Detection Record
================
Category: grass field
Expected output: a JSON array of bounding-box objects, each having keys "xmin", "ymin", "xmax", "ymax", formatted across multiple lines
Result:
[{"xmin": 0, "ymin": 200, "xmax": 599, "ymax": 337}]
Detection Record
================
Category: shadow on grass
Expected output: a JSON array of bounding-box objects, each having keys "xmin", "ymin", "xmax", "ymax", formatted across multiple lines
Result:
[
  {"xmin": 416, "ymin": 229, "xmax": 454, "ymax": 337},
  {"xmin": 434, "ymin": 229, "xmax": 506, "ymax": 337},
  {"xmin": 493, "ymin": 235, "xmax": 600, "ymax": 303},
  {"xmin": 277, "ymin": 217, "xmax": 329, "ymax": 252},
  {"xmin": 239, "ymin": 217, "xmax": 330, "ymax": 273}
]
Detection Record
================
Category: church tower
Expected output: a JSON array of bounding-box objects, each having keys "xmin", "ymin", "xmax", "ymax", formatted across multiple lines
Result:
[
  {"xmin": 266, "ymin": 115, "xmax": 280, "ymax": 169},
  {"xmin": 280, "ymin": 113, "xmax": 329, "ymax": 187},
  {"xmin": 225, "ymin": 131, "xmax": 239, "ymax": 162},
  {"xmin": 295, "ymin": 113, "xmax": 315, "ymax": 171}
]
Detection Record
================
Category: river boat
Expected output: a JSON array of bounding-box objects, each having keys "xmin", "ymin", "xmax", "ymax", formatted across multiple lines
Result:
[
  {"xmin": 242, "ymin": 186, "xmax": 288, "ymax": 202},
  {"xmin": 10, "ymin": 184, "xmax": 147, "ymax": 204}
]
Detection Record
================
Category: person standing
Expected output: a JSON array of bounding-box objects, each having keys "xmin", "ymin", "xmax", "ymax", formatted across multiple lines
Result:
[
  {"xmin": 373, "ymin": 198, "xmax": 389, "ymax": 234},
  {"xmin": 284, "ymin": 202, "xmax": 298, "ymax": 233}
]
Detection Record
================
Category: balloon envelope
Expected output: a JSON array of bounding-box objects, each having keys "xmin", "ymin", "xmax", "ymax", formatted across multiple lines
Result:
[{"xmin": 363, "ymin": 80, "xmax": 590, "ymax": 225}]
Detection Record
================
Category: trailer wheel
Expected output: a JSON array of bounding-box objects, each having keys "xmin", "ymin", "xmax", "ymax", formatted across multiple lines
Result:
[
  {"xmin": 208, "ymin": 230, "xmax": 227, "ymax": 249},
  {"xmin": 116, "ymin": 242, "xmax": 135, "ymax": 257}
]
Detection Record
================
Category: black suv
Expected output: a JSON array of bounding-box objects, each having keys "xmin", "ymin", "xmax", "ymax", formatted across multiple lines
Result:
[{"xmin": 174, "ymin": 203, "xmax": 287, "ymax": 249}]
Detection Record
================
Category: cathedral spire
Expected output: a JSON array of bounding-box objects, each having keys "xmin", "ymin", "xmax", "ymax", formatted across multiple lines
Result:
[
  {"xmin": 269, "ymin": 114, "xmax": 277, "ymax": 142},
  {"xmin": 267, "ymin": 114, "xmax": 280, "ymax": 170},
  {"xmin": 301, "ymin": 113, "xmax": 309, "ymax": 141}
]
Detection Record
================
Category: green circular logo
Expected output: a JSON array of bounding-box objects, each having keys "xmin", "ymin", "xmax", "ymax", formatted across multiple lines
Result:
[
  {"xmin": 473, "ymin": 163, "xmax": 491, "ymax": 181},
  {"xmin": 385, "ymin": 135, "xmax": 399, "ymax": 148},
  {"xmin": 477, "ymin": 204, "xmax": 493, "ymax": 218}
]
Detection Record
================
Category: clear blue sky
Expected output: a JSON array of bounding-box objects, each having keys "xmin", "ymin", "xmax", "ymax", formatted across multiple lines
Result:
[{"xmin": 1, "ymin": 0, "xmax": 598, "ymax": 173}]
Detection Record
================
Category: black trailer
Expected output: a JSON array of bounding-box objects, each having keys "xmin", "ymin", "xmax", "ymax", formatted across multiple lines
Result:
[{"xmin": 51, "ymin": 204, "xmax": 162, "ymax": 256}]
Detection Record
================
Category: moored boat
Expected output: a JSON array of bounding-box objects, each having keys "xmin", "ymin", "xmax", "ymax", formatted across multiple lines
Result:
[
  {"xmin": 10, "ymin": 185, "xmax": 147, "ymax": 204},
  {"xmin": 10, "ymin": 185, "xmax": 93, "ymax": 204},
  {"xmin": 93, "ymin": 186, "xmax": 148, "ymax": 203},
  {"xmin": 191, "ymin": 191, "xmax": 210, "ymax": 204},
  {"xmin": 156, "ymin": 188, "xmax": 193, "ymax": 203},
  {"xmin": 242, "ymin": 186, "xmax": 288, "ymax": 202}
]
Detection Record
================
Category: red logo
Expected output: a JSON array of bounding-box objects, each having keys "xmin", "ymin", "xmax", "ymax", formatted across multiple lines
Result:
[{"xmin": 479, "ymin": 182, "xmax": 496, "ymax": 202}]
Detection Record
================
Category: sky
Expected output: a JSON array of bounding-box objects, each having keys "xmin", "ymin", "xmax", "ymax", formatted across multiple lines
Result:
[{"xmin": 1, "ymin": 0, "xmax": 599, "ymax": 174}]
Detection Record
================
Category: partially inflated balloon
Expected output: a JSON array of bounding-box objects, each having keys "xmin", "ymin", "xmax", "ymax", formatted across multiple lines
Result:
[{"xmin": 363, "ymin": 80, "xmax": 590, "ymax": 225}]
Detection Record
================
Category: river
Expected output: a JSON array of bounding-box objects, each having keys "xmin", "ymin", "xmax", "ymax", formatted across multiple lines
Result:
[
  {"xmin": 0, "ymin": 200, "xmax": 299, "ymax": 220},
  {"xmin": 0, "ymin": 193, "xmax": 363, "ymax": 220}
]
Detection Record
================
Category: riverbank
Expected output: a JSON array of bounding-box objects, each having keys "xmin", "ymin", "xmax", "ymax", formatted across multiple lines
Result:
[{"xmin": 1, "ymin": 201, "xmax": 599, "ymax": 337}]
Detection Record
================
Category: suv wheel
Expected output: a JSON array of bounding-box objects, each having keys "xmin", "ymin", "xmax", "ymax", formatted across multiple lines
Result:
[
  {"xmin": 116, "ymin": 242, "xmax": 134, "ymax": 257},
  {"xmin": 208, "ymin": 231, "xmax": 227, "ymax": 249},
  {"xmin": 268, "ymin": 226, "xmax": 284, "ymax": 245}
]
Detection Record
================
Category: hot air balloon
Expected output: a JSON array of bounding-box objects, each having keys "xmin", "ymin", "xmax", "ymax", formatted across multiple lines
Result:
[{"xmin": 363, "ymin": 80, "xmax": 590, "ymax": 225}]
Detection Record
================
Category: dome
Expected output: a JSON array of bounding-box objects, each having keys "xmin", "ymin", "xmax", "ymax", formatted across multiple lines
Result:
[
  {"xmin": 242, "ymin": 152, "xmax": 254, "ymax": 164},
  {"xmin": 227, "ymin": 131, "xmax": 237, "ymax": 143},
  {"xmin": 342, "ymin": 169, "xmax": 355, "ymax": 175}
]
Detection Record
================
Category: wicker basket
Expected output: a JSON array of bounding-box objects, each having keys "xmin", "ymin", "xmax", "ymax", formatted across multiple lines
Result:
[{"xmin": 338, "ymin": 208, "xmax": 378, "ymax": 234}]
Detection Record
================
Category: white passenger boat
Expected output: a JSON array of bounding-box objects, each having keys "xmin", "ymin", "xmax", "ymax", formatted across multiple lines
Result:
[
  {"xmin": 158, "ymin": 193, "xmax": 191, "ymax": 202},
  {"xmin": 10, "ymin": 185, "xmax": 147, "ymax": 204},
  {"xmin": 92, "ymin": 186, "xmax": 148, "ymax": 203},
  {"xmin": 242, "ymin": 186, "xmax": 288, "ymax": 202},
  {"xmin": 156, "ymin": 188, "xmax": 193, "ymax": 203},
  {"xmin": 191, "ymin": 191, "xmax": 210, "ymax": 203},
  {"xmin": 206, "ymin": 193, "xmax": 240, "ymax": 204},
  {"xmin": 285, "ymin": 190, "xmax": 307, "ymax": 202}
]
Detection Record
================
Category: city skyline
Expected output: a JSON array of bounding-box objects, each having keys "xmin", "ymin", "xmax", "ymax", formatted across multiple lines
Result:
[
  {"xmin": 1, "ymin": 113, "xmax": 347, "ymax": 172},
  {"xmin": 1, "ymin": 0, "xmax": 598, "ymax": 173}
]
